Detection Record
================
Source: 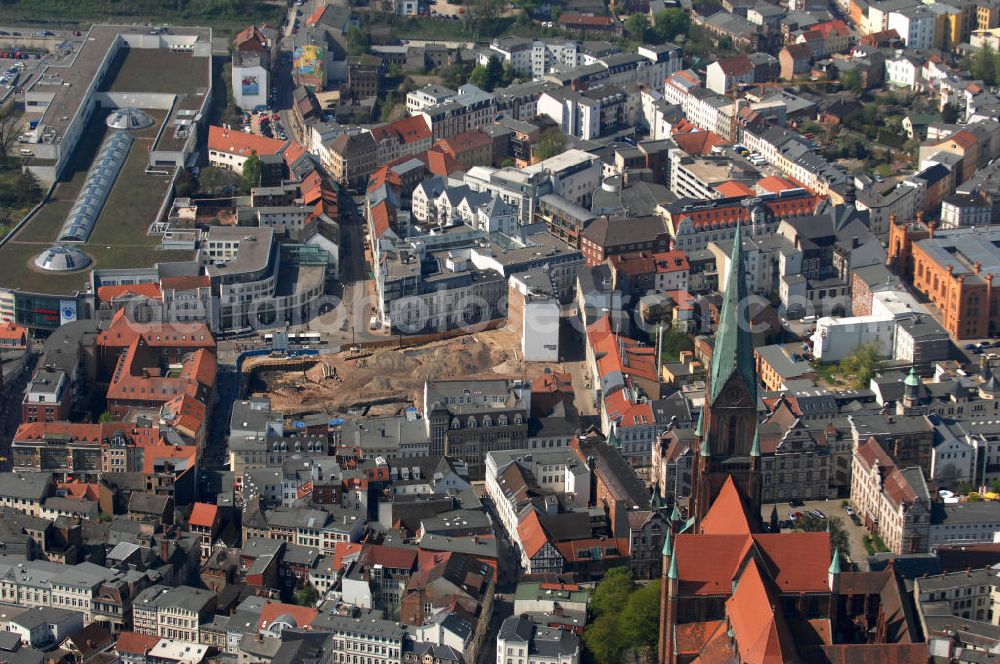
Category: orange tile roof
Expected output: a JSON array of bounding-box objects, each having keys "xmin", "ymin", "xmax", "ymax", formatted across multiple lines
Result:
[
  {"xmin": 282, "ymin": 142, "xmax": 307, "ymax": 167},
  {"xmin": 949, "ymin": 130, "xmax": 978, "ymax": 150},
  {"xmin": 141, "ymin": 444, "xmax": 197, "ymax": 475},
  {"xmin": 189, "ymin": 503, "xmax": 218, "ymax": 528},
  {"xmin": 517, "ymin": 510, "xmax": 553, "ymax": 559},
  {"xmin": 99, "ymin": 310, "xmax": 215, "ymax": 349},
  {"xmin": 97, "ymin": 283, "xmax": 162, "ymax": 303},
  {"xmin": 654, "ymin": 250, "xmax": 689, "ymax": 274},
  {"xmin": 234, "ymin": 25, "xmax": 267, "ymax": 48},
  {"xmin": 15, "ymin": 422, "xmax": 161, "ymax": 446},
  {"xmin": 813, "ymin": 19, "xmax": 850, "ymax": 37},
  {"xmin": 755, "ymin": 176, "xmax": 799, "ymax": 193},
  {"xmin": 676, "ymin": 620, "xmax": 727, "ymax": 656},
  {"xmin": 425, "ymin": 148, "xmax": 464, "ymax": 177},
  {"xmin": 0, "ymin": 322, "xmax": 27, "ymax": 343},
  {"xmin": 57, "ymin": 481, "xmax": 100, "ymax": 501},
  {"xmin": 331, "ymin": 542, "xmax": 363, "ymax": 572},
  {"xmin": 700, "ymin": 476, "xmax": 754, "ymax": 535},
  {"xmin": 258, "ymin": 602, "xmax": 318, "ymax": 631},
  {"xmin": 726, "ymin": 559, "xmax": 797, "ymax": 663},
  {"xmin": 208, "ymin": 125, "xmax": 287, "ymax": 158},
  {"xmin": 673, "ymin": 531, "xmax": 830, "ymax": 596},
  {"xmin": 371, "ymin": 200, "xmax": 393, "ymax": 239},
  {"xmin": 371, "ymin": 116, "xmax": 431, "ymax": 146},
  {"xmin": 714, "ymin": 181, "xmax": 755, "ymax": 198},
  {"xmin": 554, "ymin": 537, "xmax": 629, "ymax": 562}
]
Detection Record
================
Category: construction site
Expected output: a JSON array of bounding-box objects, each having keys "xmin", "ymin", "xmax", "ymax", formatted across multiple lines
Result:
[{"xmin": 242, "ymin": 325, "xmax": 566, "ymax": 418}]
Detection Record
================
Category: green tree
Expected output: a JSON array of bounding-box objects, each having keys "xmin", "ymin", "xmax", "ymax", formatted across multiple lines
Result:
[
  {"xmin": 535, "ymin": 128, "xmax": 566, "ymax": 161},
  {"xmin": 98, "ymin": 411, "xmax": 116, "ymax": 423},
  {"xmin": 584, "ymin": 613, "xmax": 625, "ymax": 664},
  {"xmin": 485, "ymin": 55, "xmax": 504, "ymax": 90},
  {"xmin": 651, "ymin": 8, "xmax": 690, "ymax": 42},
  {"xmin": 797, "ymin": 514, "xmax": 850, "ymax": 559},
  {"xmin": 658, "ymin": 327, "xmax": 693, "ymax": 364},
  {"xmin": 346, "ymin": 27, "xmax": 371, "ymax": 56},
  {"xmin": 971, "ymin": 44, "xmax": 998, "ymax": 86},
  {"xmin": 470, "ymin": 64, "xmax": 490, "ymax": 90},
  {"xmin": 619, "ymin": 580, "xmax": 662, "ymax": 654},
  {"xmin": 242, "ymin": 151, "xmax": 263, "ymax": 192},
  {"xmin": 624, "ymin": 13, "xmax": 649, "ymax": 42},
  {"xmin": 841, "ymin": 68, "xmax": 863, "ymax": 95},
  {"xmin": 838, "ymin": 342, "xmax": 884, "ymax": 389},
  {"xmin": 294, "ymin": 583, "xmax": 320, "ymax": 606},
  {"xmin": 15, "ymin": 168, "xmax": 40, "ymax": 208},
  {"xmin": 590, "ymin": 566, "xmax": 635, "ymax": 617}
]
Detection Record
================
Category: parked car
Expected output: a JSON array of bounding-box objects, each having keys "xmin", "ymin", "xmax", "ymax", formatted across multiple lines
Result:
[
  {"xmin": 788, "ymin": 498, "xmax": 804, "ymax": 507},
  {"xmin": 964, "ymin": 343, "xmax": 977, "ymax": 350},
  {"xmin": 811, "ymin": 509, "xmax": 826, "ymax": 519}
]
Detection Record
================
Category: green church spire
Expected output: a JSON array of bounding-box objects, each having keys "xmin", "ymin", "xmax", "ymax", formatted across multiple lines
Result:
[
  {"xmin": 661, "ymin": 528, "xmax": 673, "ymax": 557},
  {"xmin": 668, "ymin": 549, "xmax": 678, "ymax": 579},
  {"xmin": 829, "ymin": 547, "xmax": 841, "ymax": 575},
  {"xmin": 750, "ymin": 427, "xmax": 760, "ymax": 458},
  {"xmin": 709, "ymin": 222, "xmax": 757, "ymax": 405}
]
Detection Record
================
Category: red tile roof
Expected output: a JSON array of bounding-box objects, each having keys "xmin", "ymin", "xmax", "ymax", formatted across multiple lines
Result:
[
  {"xmin": 332, "ymin": 542, "xmax": 363, "ymax": 572},
  {"xmin": 115, "ymin": 632, "xmax": 160, "ymax": 656},
  {"xmin": 672, "ymin": 129, "xmax": 728, "ymax": 156},
  {"xmin": 949, "ymin": 130, "xmax": 978, "ymax": 150},
  {"xmin": 189, "ymin": 502, "xmax": 219, "ymax": 528},
  {"xmin": 362, "ymin": 544, "xmax": 418, "ymax": 571},
  {"xmin": 436, "ymin": 130, "xmax": 491, "ymax": 157}
]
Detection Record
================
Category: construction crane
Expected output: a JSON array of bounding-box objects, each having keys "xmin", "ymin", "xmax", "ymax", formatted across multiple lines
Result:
[{"xmin": 729, "ymin": 79, "xmax": 842, "ymax": 142}]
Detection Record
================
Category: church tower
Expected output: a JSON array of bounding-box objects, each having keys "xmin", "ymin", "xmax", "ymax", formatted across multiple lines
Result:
[{"xmin": 690, "ymin": 222, "xmax": 761, "ymax": 526}]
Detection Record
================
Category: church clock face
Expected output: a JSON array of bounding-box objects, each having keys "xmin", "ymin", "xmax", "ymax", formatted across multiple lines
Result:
[{"xmin": 726, "ymin": 386, "xmax": 744, "ymax": 402}]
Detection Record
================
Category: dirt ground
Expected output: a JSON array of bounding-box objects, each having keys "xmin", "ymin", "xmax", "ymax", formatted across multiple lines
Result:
[{"xmin": 251, "ymin": 326, "xmax": 555, "ymax": 416}]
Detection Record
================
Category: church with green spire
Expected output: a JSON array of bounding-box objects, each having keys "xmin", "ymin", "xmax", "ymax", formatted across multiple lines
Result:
[{"xmin": 689, "ymin": 222, "xmax": 763, "ymax": 526}]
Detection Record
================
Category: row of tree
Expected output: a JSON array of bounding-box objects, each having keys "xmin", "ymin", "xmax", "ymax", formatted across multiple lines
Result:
[{"xmin": 623, "ymin": 9, "xmax": 690, "ymax": 46}]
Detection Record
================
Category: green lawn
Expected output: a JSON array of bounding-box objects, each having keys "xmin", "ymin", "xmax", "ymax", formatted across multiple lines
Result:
[{"xmin": 100, "ymin": 48, "xmax": 210, "ymax": 95}]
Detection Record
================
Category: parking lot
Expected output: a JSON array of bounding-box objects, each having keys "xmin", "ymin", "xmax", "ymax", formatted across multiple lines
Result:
[
  {"xmin": 762, "ymin": 498, "xmax": 874, "ymax": 570},
  {"xmin": 241, "ymin": 108, "xmax": 288, "ymax": 141}
]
